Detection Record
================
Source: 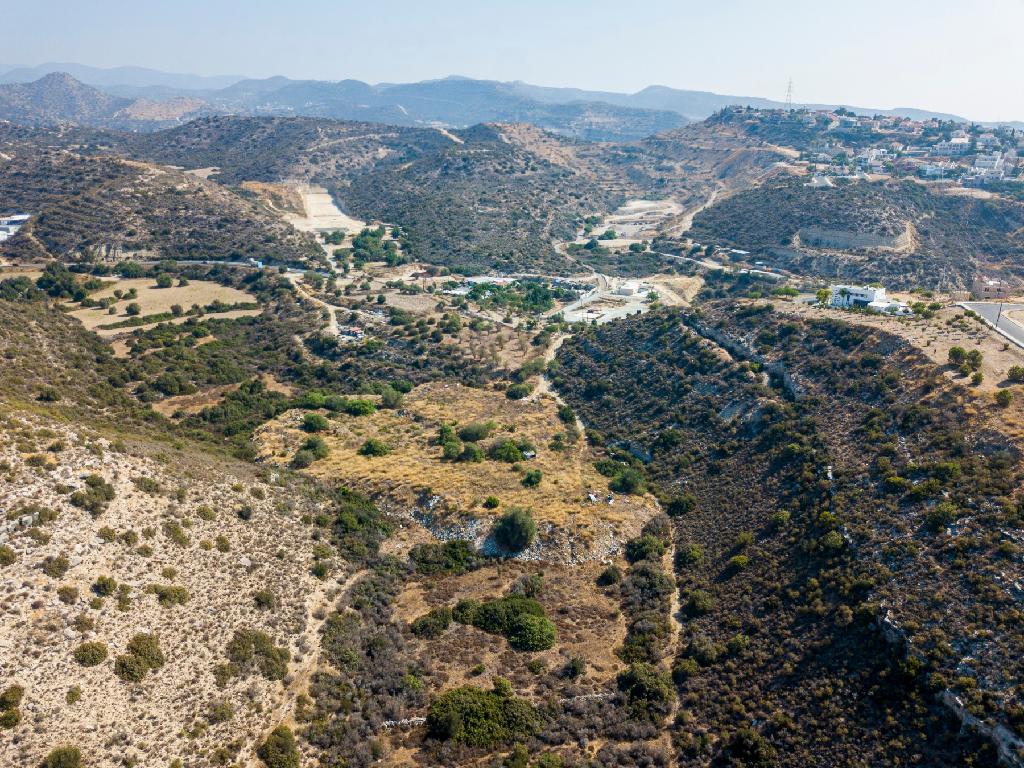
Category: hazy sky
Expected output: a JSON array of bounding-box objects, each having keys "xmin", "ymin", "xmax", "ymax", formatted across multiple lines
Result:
[{"xmin": 5, "ymin": 0, "xmax": 1024, "ymax": 121}]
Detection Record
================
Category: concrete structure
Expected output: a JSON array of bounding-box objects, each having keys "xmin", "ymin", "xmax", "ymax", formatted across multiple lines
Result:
[
  {"xmin": 0, "ymin": 213, "xmax": 30, "ymax": 243},
  {"xmin": 933, "ymin": 136, "xmax": 970, "ymax": 156},
  {"xmin": 614, "ymin": 281, "xmax": 642, "ymax": 296},
  {"xmin": 829, "ymin": 284, "xmax": 911, "ymax": 315},
  {"xmin": 972, "ymin": 275, "xmax": 1012, "ymax": 301}
]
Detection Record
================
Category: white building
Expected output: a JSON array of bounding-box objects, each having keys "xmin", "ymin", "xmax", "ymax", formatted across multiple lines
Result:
[
  {"xmin": 829, "ymin": 284, "xmax": 911, "ymax": 315},
  {"xmin": 933, "ymin": 136, "xmax": 970, "ymax": 156},
  {"xmin": 975, "ymin": 152, "xmax": 1005, "ymax": 171},
  {"xmin": 977, "ymin": 133, "xmax": 1000, "ymax": 151}
]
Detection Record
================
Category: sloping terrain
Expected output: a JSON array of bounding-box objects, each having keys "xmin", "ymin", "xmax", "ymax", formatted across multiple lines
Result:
[
  {"xmin": 687, "ymin": 176, "xmax": 1024, "ymax": 288},
  {"xmin": 0, "ymin": 296, "xmax": 368, "ymax": 767},
  {"xmin": 0, "ymin": 149, "xmax": 322, "ymax": 266},
  {"xmin": 554, "ymin": 304, "xmax": 1024, "ymax": 766}
]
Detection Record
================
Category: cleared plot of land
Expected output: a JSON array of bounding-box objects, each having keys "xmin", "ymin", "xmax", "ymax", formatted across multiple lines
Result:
[
  {"xmin": 255, "ymin": 382, "xmax": 657, "ymax": 551},
  {"xmin": 68, "ymin": 278, "xmax": 259, "ymax": 335},
  {"xmin": 285, "ymin": 184, "xmax": 366, "ymax": 233}
]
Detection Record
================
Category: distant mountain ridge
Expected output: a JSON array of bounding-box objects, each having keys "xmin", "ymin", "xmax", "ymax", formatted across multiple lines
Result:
[
  {"xmin": 1, "ymin": 65, "xmax": 1021, "ymax": 136},
  {"xmin": 0, "ymin": 62, "xmax": 244, "ymax": 91}
]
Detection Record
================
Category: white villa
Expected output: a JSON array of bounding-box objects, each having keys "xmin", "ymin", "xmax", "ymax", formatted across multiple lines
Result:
[{"xmin": 829, "ymin": 284, "xmax": 911, "ymax": 315}]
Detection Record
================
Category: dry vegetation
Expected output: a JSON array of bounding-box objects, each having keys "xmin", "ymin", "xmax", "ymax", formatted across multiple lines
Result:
[
  {"xmin": 255, "ymin": 382, "xmax": 658, "ymax": 560},
  {"xmin": 0, "ymin": 413, "xmax": 338, "ymax": 768}
]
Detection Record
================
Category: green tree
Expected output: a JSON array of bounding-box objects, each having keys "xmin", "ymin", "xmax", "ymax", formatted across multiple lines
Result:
[
  {"xmin": 256, "ymin": 725, "xmax": 301, "ymax": 768},
  {"xmin": 493, "ymin": 508, "xmax": 536, "ymax": 552}
]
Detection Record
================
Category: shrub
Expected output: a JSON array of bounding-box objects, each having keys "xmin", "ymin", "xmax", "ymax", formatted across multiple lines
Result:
[
  {"xmin": 597, "ymin": 564, "xmax": 622, "ymax": 586},
  {"xmin": 256, "ymin": 725, "xmax": 301, "ymax": 768},
  {"xmin": 114, "ymin": 653, "xmax": 149, "ymax": 683},
  {"xmin": 610, "ymin": 467, "xmax": 646, "ymax": 495},
  {"xmin": 1, "ymin": 684, "xmax": 24, "ymax": 709},
  {"xmin": 69, "ymin": 474, "xmax": 115, "ymax": 515},
  {"xmin": 996, "ymin": 389, "xmax": 1014, "ymax": 407},
  {"xmin": 411, "ymin": 607, "xmax": 453, "ymax": 639},
  {"xmin": 507, "ymin": 614, "xmax": 556, "ymax": 651},
  {"xmin": 0, "ymin": 545, "xmax": 17, "ymax": 566},
  {"xmin": 73, "ymin": 641, "xmax": 108, "ymax": 667},
  {"xmin": 488, "ymin": 439, "xmax": 525, "ymax": 463},
  {"xmin": 625, "ymin": 535, "xmax": 665, "ymax": 563},
  {"xmin": 162, "ymin": 520, "xmax": 190, "ymax": 547},
  {"xmin": 521, "ymin": 469, "xmax": 542, "ymax": 487},
  {"xmin": 132, "ymin": 476, "xmax": 162, "ymax": 495},
  {"xmin": 925, "ymin": 501, "xmax": 958, "ymax": 532},
  {"xmin": 686, "ymin": 589, "xmax": 715, "ymax": 617},
  {"xmin": 724, "ymin": 728, "xmax": 778, "ymax": 767},
  {"xmin": 1009, "ymin": 365, "xmax": 1024, "ymax": 383},
  {"xmin": 483, "ymin": 496, "xmax": 500, "ymax": 509},
  {"xmin": 410, "ymin": 540, "xmax": 481, "ymax": 575},
  {"xmin": 149, "ymin": 584, "xmax": 190, "ymax": 607},
  {"xmin": 616, "ymin": 663, "xmax": 675, "ymax": 721},
  {"xmin": 493, "ymin": 508, "xmax": 536, "ymax": 551},
  {"xmin": 726, "ymin": 554, "xmax": 750, "ymax": 571},
  {"xmin": 509, "ymin": 572, "xmax": 544, "ymax": 598},
  {"xmin": 458, "ymin": 421, "xmax": 497, "ymax": 442},
  {"xmin": 380, "ymin": 386, "xmax": 404, "ymax": 409},
  {"xmin": 206, "ymin": 700, "xmax": 234, "ymax": 724},
  {"xmin": 459, "ymin": 443, "xmax": 485, "ymax": 462},
  {"xmin": 92, "ymin": 576, "xmax": 117, "ymax": 597},
  {"xmin": 426, "ymin": 684, "xmax": 537, "ymax": 747},
  {"xmin": 302, "ymin": 413, "xmax": 330, "ymax": 433},
  {"xmin": 0, "ymin": 707, "xmax": 21, "ymax": 728},
  {"xmin": 676, "ymin": 543, "xmax": 704, "ymax": 567},
  {"xmin": 253, "ymin": 590, "xmax": 277, "ymax": 610},
  {"xmin": 41, "ymin": 746, "xmax": 82, "ymax": 768},
  {"xmin": 291, "ymin": 449, "xmax": 315, "ymax": 469},
  {"xmin": 453, "ymin": 598, "xmax": 481, "ymax": 624},
  {"xmin": 114, "ymin": 633, "xmax": 165, "ymax": 682},
  {"xmin": 225, "ymin": 629, "xmax": 289, "ymax": 681},
  {"xmin": 358, "ymin": 438, "xmax": 391, "ymax": 457},
  {"xmin": 506, "ymin": 383, "xmax": 532, "ymax": 400},
  {"xmin": 41, "ymin": 555, "xmax": 70, "ymax": 578},
  {"xmin": 441, "ymin": 440, "xmax": 463, "ymax": 460},
  {"xmin": 301, "ymin": 436, "xmax": 330, "ymax": 460},
  {"xmin": 470, "ymin": 596, "xmax": 545, "ymax": 636}
]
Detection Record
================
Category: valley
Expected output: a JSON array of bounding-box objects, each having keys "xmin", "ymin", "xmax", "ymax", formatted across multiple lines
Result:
[{"xmin": 3, "ymin": 59, "xmax": 1024, "ymax": 768}]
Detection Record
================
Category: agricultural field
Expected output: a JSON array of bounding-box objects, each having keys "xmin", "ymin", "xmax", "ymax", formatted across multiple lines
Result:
[{"xmin": 67, "ymin": 277, "xmax": 260, "ymax": 337}]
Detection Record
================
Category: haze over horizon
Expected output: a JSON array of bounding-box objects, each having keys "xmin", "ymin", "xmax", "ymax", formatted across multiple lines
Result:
[{"xmin": 4, "ymin": 0, "xmax": 1024, "ymax": 123}]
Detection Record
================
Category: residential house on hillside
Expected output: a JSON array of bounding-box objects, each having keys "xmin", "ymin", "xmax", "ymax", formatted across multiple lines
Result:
[
  {"xmin": 829, "ymin": 284, "xmax": 911, "ymax": 315},
  {"xmin": 933, "ymin": 136, "xmax": 970, "ymax": 156},
  {"xmin": 972, "ymin": 275, "xmax": 1012, "ymax": 301}
]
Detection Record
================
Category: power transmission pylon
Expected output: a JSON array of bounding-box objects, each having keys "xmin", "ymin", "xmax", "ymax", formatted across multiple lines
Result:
[{"xmin": 785, "ymin": 78, "xmax": 794, "ymax": 111}]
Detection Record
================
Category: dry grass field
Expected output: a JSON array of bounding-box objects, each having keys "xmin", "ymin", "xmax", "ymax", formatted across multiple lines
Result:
[
  {"xmin": 255, "ymin": 382, "xmax": 658, "ymax": 558},
  {"xmin": 68, "ymin": 278, "xmax": 258, "ymax": 332}
]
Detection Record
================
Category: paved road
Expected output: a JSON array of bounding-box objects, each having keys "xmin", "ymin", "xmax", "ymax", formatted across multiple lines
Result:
[{"xmin": 959, "ymin": 302, "xmax": 1024, "ymax": 348}]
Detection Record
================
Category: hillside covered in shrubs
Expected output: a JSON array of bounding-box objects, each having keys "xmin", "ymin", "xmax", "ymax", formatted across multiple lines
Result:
[{"xmin": 554, "ymin": 303, "xmax": 1024, "ymax": 766}]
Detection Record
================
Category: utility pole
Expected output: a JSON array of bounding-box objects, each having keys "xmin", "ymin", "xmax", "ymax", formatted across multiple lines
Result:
[{"xmin": 997, "ymin": 301, "xmax": 1004, "ymax": 328}]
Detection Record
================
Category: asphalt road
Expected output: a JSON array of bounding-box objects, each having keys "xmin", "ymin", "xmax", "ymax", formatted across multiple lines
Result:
[{"xmin": 959, "ymin": 302, "xmax": 1024, "ymax": 347}]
